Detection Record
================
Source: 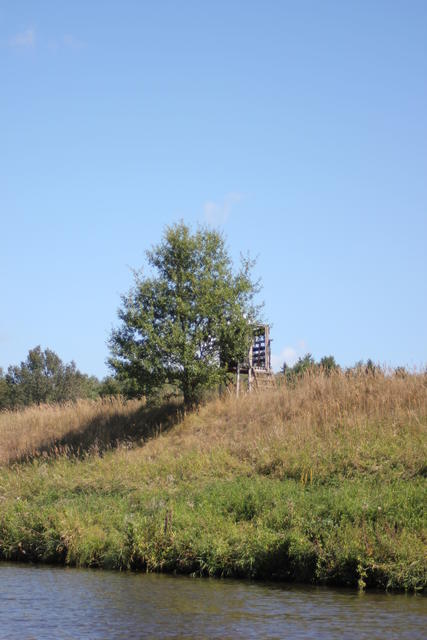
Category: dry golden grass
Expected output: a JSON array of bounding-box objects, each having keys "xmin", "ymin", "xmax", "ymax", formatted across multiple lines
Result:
[
  {"xmin": 1, "ymin": 369, "xmax": 426, "ymax": 480},
  {"xmin": 140, "ymin": 368, "xmax": 427, "ymax": 481},
  {"xmin": 0, "ymin": 396, "xmax": 180, "ymax": 465}
]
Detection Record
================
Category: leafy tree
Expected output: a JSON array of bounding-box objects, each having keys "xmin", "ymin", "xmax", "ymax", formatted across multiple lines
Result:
[
  {"xmin": 98, "ymin": 376, "xmax": 129, "ymax": 397},
  {"xmin": 282, "ymin": 353, "xmax": 316, "ymax": 383},
  {"xmin": 0, "ymin": 368, "xmax": 10, "ymax": 410},
  {"xmin": 109, "ymin": 222, "xmax": 261, "ymax": 406},
  {"xmin": 282, "ymin": 353, "xmax": 340, "ymax": 383},
  {"xmin": 4, "ymin": 346, "xmax": 101, "ymax": 408},
  {"xmin": 75, "ymin": 374, "xmax": 104, "ymax": 400},
  {"xmin": 319, "ymin": 355, "xmax": 339, "ymax": 374}
]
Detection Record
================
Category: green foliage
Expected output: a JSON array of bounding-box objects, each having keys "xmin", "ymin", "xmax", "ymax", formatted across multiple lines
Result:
[
  {"xmin": 0, "ymin": 460, "xmax": 424, "ymax": 590},
  {"xmin": 97, "ymin": 376, "xmax": 130, "ymax": 398},
  {"xmin": 282, "ymin": 353, "xmax": 315, "ymax": 383},
  {"xmin": 319, "ymin": 355, "xmax": 339, "ymax": 374},
  {"xmin": 1, "ymin": 346, "xmax": 111, "ymax": 409},
  {"xmin": 0, "ymin": 368, "xmax": 9, "ymax": 410},
  {"xmin": 282, "ymin": 353, "xmax": 340, "ymax": 384},
  {"xmin": 109, "ymin": 222, "xmax": 261, "ymax": 405}
]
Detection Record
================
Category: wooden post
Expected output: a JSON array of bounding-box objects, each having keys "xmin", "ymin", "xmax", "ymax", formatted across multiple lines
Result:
[
  {"xmin": 236, "ymin": 363, "xmax": 240, "ymax": 397},
  {"xmin": 248, "ymin": 343, "xmax": 253, "ymax": 392}
]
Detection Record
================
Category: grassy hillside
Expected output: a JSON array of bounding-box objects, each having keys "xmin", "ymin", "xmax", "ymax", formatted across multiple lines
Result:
[{"xmin": 0, "ymin": 370, "xmax": 426, "ymax": 591}]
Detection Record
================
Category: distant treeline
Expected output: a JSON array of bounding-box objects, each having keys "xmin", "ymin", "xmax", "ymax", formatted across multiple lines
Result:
[
  {"xmin": 280, "ymin": 353, "xmax": 409, "ymax": 384},
  {"xmin": 0, "ymin": 346, "xmax": 123, "ymax": 411},
  {"xmin": 0, "ymin": 346, "xmax": 414, "ymax": 412},
  {"xmin": 282, "ymin": 354, "xmax": 340, "ymax": 382}
]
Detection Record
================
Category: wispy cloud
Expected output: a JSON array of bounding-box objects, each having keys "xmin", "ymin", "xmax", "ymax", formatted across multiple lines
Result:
[
  {"xmin": 203, "ymin": 192, "xmax": 242, "ymax": 226},
  {"xmin": 271, "ymin": 340, "xmax": 308, "ymax": 372},
  {"xmin": 9, "ymin": 27, "xmax": 36, "ymax": 48},
  {"xmin": 7, "ymin": 28, "xmax": 84, "ymax": 52},
  {"xmin": 62, "ymin": 34, "xmax": 84, "ymax": 50}
]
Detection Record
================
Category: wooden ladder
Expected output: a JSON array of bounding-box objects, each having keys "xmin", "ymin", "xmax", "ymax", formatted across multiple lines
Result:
[{"xmin": 252, "ymin": 368, "xmax": 276, "ymax": 392}]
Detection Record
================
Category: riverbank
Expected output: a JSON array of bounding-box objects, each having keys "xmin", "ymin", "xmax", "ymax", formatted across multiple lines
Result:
[{"xmin": 0, "ymin": 370, "xmax": 426, "ymax": 590}]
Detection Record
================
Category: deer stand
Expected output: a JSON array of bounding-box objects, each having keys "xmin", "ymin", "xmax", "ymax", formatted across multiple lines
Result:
[{"xmin": 236, "ymin": 325, "xmax": 275, "ymax": 395}]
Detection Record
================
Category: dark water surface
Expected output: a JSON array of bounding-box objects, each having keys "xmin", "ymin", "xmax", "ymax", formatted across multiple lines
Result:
[{"xmin": 0, "ymin": 564, "xmax": 425, "ymax": 639}]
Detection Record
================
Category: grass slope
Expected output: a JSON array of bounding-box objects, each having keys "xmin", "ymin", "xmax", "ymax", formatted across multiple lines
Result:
[{"xmin": 0, "ymin": 371, "xmax": 426, "ymax": 591}]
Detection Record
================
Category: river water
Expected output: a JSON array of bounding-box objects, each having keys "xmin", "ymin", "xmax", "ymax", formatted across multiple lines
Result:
[{"xmin": 0, "ymin": 564, "xmax": 425, "ymax": 639}]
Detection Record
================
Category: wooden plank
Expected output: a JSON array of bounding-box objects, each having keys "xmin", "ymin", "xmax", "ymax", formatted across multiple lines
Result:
[{"xmin": 236, "ymin": 363, "xmax": 240, "ymax": 398}]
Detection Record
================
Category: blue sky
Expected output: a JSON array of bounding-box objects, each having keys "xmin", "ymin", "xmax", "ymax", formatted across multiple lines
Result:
[{"xmin": 1, "ymin": 1, "xmax": 426, "ymax": 377}]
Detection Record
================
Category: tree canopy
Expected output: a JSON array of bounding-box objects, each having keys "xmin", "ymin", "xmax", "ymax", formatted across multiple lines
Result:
[
  {"xmin": 109, "ymin": 222, "xmax": 262, "ymax": 405},
  {"xmin": 282, "ymin": 353, "xmax": 340, "ymax": 383},
  {"xmin": 1, "ymin": 346, "xmax": 101, "ymax": 409}
]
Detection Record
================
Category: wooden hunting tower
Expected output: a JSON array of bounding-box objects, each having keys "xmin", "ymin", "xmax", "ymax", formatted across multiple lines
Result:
[{"xmin": 236, "ymin": 324, "xmax": 274, "ymax": 395}]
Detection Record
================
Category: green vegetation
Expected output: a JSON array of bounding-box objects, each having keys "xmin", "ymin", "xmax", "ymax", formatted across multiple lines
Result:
[
  {"xmin": 0, "ymin": 346, "xmax": 124, "ymax": 411},
  {"xmin": 282, "ymin": 353, "xmax": 340, "ymax": 383},
  {"xmin": 0, "ymin": 369, "xmax": 425, "ymax": 591},
  {"xmin": 109, "ymin": 222, "xmax": 261, "ymax": 406}
]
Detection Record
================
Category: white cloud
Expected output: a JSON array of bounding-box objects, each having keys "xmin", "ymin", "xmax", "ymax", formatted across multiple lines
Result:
[
  {"xmin": 8, "ymin": 28, "xmax": 84, "ymax": 52},
  {"xmin": 203, "ymin": 192, "xmax": 242, "ymax": 226},
  {"xmin": 271, "ymin": 342, "xmax": 308, "ymax": 372},
  {"xmin": 9, "ymin": 27, "xmax": 35, "ymax": 48},
  {"xmin": 63, "ymin": 34, "xmax": 84, "ymax": 50}
]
